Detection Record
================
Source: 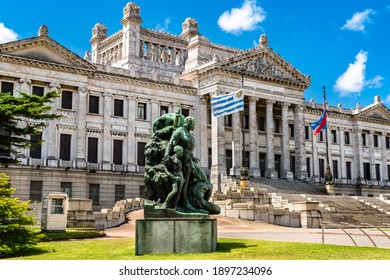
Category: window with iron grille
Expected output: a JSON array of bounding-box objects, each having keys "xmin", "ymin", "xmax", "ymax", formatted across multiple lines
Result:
[
  {"xmin": 89, "ymin": 184, "xmax": 100, "ymax": 205},
  {"xmin": 60, "ymin": 182, "xmax": 72, "ymax": 198},
  {"xmin": 114, "ymin": 99, "xmax": 124, "ymax": 117},
  {"xmin": 30, "ymin": 181, "xmax": 42, "ymax": 202},
  {"xmin": 30, "ymin": 133, "xmax": 42, "ymax": 159},
  {"xmin": 61, "ymin": 90, "xmax": 73, "ymax": 109},
  {"xmin": 32, "ymin": 85, "xmax": 44, "ymax": 97},
  {"xmin": 115, "ymin": 184, "xmax": 125, "ymax": 202}
]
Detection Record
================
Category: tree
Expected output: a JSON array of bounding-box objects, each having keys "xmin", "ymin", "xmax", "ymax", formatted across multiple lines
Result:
[
  {"xmin": 0, "ymin": 90, "xmax": 59, "ymax": 166},
  {"xmin": 0, "ymin": 173, "xmax": 45, "ymax": 258}
]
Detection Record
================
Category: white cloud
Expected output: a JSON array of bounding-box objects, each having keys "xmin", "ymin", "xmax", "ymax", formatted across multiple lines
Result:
[
  {"xmin": 366, "ymin": 75, "xmax": 384, "ymax": 89},
  {"xmin": 334, "ymin": 50, "xmax": 383, "ymax": 97},
  {"xmin": 383, "ymin": 94, "xmax": 390, "ymax": 105},
  {"xmin": 341, "ymin": 9, "xmax": 375, "ymax": 32},
  {"xmin": 0, "ymin": 23, "xmax": 19, "ymax": 44},
  {"xmin": 155, "ymin": 17, "xmax": 171, "ymax": 32},
  {"xmin": 218, "ymin": 0, "xmax": 266, "ymax": 35}
]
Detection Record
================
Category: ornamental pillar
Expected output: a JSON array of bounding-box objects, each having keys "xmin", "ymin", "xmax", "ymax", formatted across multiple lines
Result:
[
  {"xmin": 265, "ymin": 100, "xmax": 277, "ymax": 179},
  {"xmin": 281, "ymin": 102, "xmax": 293, "ymax": 180},
  {"xmin": 249, "ymin": 97, "xmax": 260, "ymax": 178}
]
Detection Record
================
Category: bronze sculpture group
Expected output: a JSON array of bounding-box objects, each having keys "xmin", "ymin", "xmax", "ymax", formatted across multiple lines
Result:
[{"xmin": 144, "ymin": 109, "xmax": 220, "ymax": 215}]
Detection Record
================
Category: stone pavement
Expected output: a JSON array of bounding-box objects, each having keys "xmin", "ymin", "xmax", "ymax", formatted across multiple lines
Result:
[{"xmin": 104, "ymin": 210, "xmax": 390, "ymax": 249}]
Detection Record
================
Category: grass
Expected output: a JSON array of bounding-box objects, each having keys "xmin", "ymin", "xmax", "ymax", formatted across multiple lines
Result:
[{"xmin": 5, "ymin": 237, "xmax": 390, "ymax": 260}]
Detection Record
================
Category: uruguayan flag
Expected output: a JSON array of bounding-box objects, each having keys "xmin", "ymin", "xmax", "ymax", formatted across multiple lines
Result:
[{"xmin": 211, "ymin": 90, "xmax": 244, "ymax": 117}]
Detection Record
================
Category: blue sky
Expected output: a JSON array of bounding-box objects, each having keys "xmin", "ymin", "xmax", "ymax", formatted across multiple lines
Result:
[{"xmin": 1, "ymin": 0, "xmax": 389, "ymax": 109}]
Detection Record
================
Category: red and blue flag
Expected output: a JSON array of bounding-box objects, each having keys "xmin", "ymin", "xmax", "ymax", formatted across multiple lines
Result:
[{"xmin": 310, "ymin": 108, "xmax": 327, "ymax": 135}]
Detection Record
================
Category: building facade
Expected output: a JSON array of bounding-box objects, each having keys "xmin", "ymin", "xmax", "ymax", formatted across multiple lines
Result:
[{"xmin": 1, "ymin": 2, "xmax": 390, "ymax": 209}]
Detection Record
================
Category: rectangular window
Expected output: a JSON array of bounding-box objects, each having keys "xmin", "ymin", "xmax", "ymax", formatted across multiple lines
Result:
[
  {"xmin": 139, "ymin": 185, "xmax": 145, "ymax": 198},
  {"xmin": 87, "ymin": 137, "xmax": 98, "ymax": 163},
  {"xmin": 258, "ymin": 116, "xmax": 265, "ymax": 131},
  {"xmin": 89, "ymin": 95, "xmax": 99, "ymax": 114},
  {"xmin": 274, "ymin": 119, "xmax": 280, "ymax": 133},
  {"xmin": 243, "ymin": 113, "xmax": 249, "ymax": 129},
  {"xmin": 61, "ymin": 90, "xmax": 73, "ymax": 110},
  {"xmin": 332, "ymin": 160, "xmax": 339, "ymax": 179},
  {"xmin": 318, "ymin": 131, "xmax": 324, "ymax": 142},
  {"xmin": 224, "ymin": 114, "xmax": 232, "ymax": 127},
  {"xmin": 51, "ymin": 198, "xmax": 65, "ymax": 214},
  {"xmin": 305, "ymin": 126, "xmax": 310, "ymax": 140},
  {"xmin": 1, "ymin": 81, "xmax": 14, "ymax": 94},
  {"xmin": 113, "ymin": 140, "xmax": 123, "ymax": 165},
  {"xmin": 32, "ymin": 85, "xmax": 44, "ymax": 97},
  {"xmin": 137, "ymin": 102, "xmax": 147, "ymax": 120},
  {"xmin": 0, "ymin": 130, "xmax": 11, "ymax": 157},
  {"xmin": 386, "ymin": 137, "xmax": 390, "ymax": 149},
  {"xmin": 30, "ymin": 133, "xmax": 42, "ymax": 159},
  {"xmin": 60, "ymin": 182, "xmax": 72, "ymax": 198},
  {"xmin": 345, "ymin": 131, "xmax": 350, "ymax": 145},
  {"xmin": 160, "ymin": 105, "xmax": 169, "ymax": 116},
  {"xmin": 182, "ymin": 108, "xmax": 190, "ymax": 117},
  {"xmin": 346, "ymin": 162, "xmax": 352, "ymax": 180},
  {"xmin": 387, "ymin": 165, "xmax": 390, "ymax": 181},
  {"xmin": 374, "ymin": 134, "xmax": 379, "ymax": 148},
  {"xmin": 289, "ymin": 124, "xmax": 294, "ymax": 138},
  {"xmin": 331, "ymin": 130, "xmax": 337, "ymax": 143},
  {"xmin": 363, "ymin": 162, "xmax": 370, "ymax": 180},
  {"xmin": 30, "ymin": 181, "xmax": 42, "ymax": 202},
  {"xmin": 207, "ymin": 107, "xmax": 212, "ymax": 125},
  {"xmin": 306, "ymin": 158, "xmax": 311, "ymax": 177},
  {"xmin": 114, "ymin": 99, "xmax": 124, "ymax": 117},
  {"xmin": 362, "ymin": 133, "xmax": 367, "ymax": 147},
  {"xmin": 375, "ymin": 164, "xmax": 381, "ymax": 180},
  {"xmin": 208, "ymin": 148, "xmax": 212, "ymax": 169},
  {"xmin": 115, "ymin": 184, "xmax": 125, "ymax": 202},
  {"xmin": 137, "ymin": 142, "xmax": 146, "ymax": 166},
  {"xmin": 59, "ymin": 134, "xmax": 71, "ymax": 161},
  {"xmin": 319, "ymin": 159, "xmax": 325, "ymax": 178},
  {"xmin": 89, "ymin": 184, "xmax": 100, "ymax": 205}
]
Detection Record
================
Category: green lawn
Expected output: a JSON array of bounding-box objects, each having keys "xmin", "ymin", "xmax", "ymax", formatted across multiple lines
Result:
[{"xmin": 5, "ymin": 238, "xmax": 390, "ymax": 260}]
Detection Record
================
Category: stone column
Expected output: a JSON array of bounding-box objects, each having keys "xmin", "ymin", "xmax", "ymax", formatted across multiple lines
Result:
[
  {"xmin": 198, "ymin": 95, "xmax": 209, "ymax": 170},
  {"xmin": 150, "ymin": 100, "xmax": 159, "ymax": 124},
  {"xmin": 76, "ymin": 86, "xmax": 88, "ymax": 168},
  {"xmin": 381, "ymin": 133, "xmax": 388, "ymax": 184},
  {"xmin": 265, "ymin": 100, "xmax": 277, "ymax": 179},
  {"xmin": 339, "ymin": 128, "xmax": 346, "ymax": 182},
  {"xmin": 210, "ymin": 91, "xmax": 226, "ymax": 192},
  {"xmin": 230, "ymin": 111, "xmax": 241, "ymax": 177},
  {"xmin": 312, "ymin": 128, "xmax": 319, "ymax": 182},
  {"xmin": 127, "ymin": 96, "xmax": 137, "ymax": 172},
  {"xmin": 353, "ymin": 128, "xmax": 363, "ymax": 183},
  {"xmin": 102, "ymin": 92, "xmax": 112, "ymax": 170},
  {"xmin": 281, "ymin": 102, "xmax": 293, "ymax": 180},
  {"xmin": 47, "ymin": 82, "xmax": 61, "ymax": 166},
  {"xmin": 369, "ymin": 131, "xmax": 376, "ymax": 182},
  {"xmin": 294, "ymin": 104, "xmax": 307, "ymax": 180},
  {"xmin": 18, "ymin": 78, "xmax": 32, "ymax": 160},
  {"xmin": 248, "ymin": 97, "xmax": 260, "ymax": 178}
]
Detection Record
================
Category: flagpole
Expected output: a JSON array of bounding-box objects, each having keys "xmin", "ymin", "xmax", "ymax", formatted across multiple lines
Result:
[
  {"xmin": 323, "ymin": 86, "xmax": 333, "ymax": 184},
  {"xmin": 241, "ymin": 71, "xmax": 247, "ymax": 168}
]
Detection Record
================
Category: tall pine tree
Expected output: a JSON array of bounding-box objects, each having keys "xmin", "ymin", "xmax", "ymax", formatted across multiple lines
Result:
[{"xmin": 0, "ymin": 90, "xmax": 59, "ymax": 166}]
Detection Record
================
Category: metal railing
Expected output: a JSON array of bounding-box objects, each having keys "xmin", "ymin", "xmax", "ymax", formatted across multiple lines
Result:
[{"xmin": 321, "ymin": 222, "xmax": 390, "ymax": 247}]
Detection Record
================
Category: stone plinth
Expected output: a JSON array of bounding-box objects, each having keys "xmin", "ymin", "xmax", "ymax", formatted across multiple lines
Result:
[{"xmin": 136, "ymin": 218, "xmax": 217, "ymax": 255}]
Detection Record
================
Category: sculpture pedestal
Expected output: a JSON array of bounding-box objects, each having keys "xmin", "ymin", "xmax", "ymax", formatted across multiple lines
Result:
[{"xmin": 135, "ymin": 218, "xmax": 217, "ymax": 255}]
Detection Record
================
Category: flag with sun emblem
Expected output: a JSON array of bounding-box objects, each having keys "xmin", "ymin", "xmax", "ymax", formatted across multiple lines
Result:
[{"xmin": 211, "ymin": 89, "xmax": 244, "ymax": 117}]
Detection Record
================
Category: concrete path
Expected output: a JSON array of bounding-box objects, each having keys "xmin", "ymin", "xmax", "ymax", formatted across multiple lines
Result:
[{"xmin": 104, "ymin": 210, "xmax": 390, "ymax": 249}]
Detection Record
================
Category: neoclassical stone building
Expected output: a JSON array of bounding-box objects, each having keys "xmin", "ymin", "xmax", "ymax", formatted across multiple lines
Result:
[{"xmin": 1, "ymin": 2, "xmax": 390, "ymax": 209}]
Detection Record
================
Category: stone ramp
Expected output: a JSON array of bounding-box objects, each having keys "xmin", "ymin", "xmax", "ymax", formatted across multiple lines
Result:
[
  {"xmin": 248, "ymin": 178, "xmax": 326, "ymax": 195},
  {"xmin": 305, "ymin": 195, "xmax": 390, "ymax": 226}
]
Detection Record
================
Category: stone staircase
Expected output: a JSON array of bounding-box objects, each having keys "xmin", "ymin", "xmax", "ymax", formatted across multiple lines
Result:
[{"xmin": 217, "ymin": 176, "xmax": 390, "ymax": 227}]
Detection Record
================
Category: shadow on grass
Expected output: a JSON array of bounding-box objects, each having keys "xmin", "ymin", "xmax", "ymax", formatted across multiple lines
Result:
[{"xmin": 216, "ymin": 241, "xmax": 256, "ymax": 253}]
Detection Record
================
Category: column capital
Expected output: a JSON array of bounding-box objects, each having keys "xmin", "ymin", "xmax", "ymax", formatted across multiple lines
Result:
[
  {"xmin": 294, "ymin": 103, "xmax": 305, "ymax": 112},
  {"xmin": 248, "ymin": 96, "xmax": 258, "ymax": 103},
  {"xmin": 79, "ymin": 86, "xmax": 88, "ymax": 93},
  {"xmin": 265, "ymin": 99, "xmax": 275, "ymax": 106},
  {"xmin": 103, "ymin": 91, "xmax": 113, "ymax": 98},
  {"xmin": 281, "ymin": 102, "xmax": 290, "ymax": 109},
  {"xmin": 18, "ymin": 77, "xmax": 31, "ymax": 84},
  {"xmin": 49, "ymin": 82, "xmax": 61, "ymax": 89},
  {"xmin": 199, "ymin": 95, "xmax": 209, "ymax": 104}
]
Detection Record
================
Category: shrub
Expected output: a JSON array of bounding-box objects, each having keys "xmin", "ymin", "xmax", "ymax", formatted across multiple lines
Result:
[{"xmin": 0, "ymin": 173, "xmax": 45, "ymax": 258}]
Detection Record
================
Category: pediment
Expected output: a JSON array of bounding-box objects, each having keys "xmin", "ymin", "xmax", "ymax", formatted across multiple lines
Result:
[
  {"xmin": 0, "ymin": 36, "xmax": 95, "ymax": 70},
  {"xmin": 217, "ymin": 47, "xmax": 311, "ymax": 88},
  {"xmin": 357, "ymin": 103, "xmax": 390, "ymax": 121}
]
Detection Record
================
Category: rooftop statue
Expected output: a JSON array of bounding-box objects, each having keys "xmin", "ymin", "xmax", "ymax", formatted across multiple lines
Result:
[{"xmin": 144, "ymin": 108, "xmax": 220, "ymax": 216}]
